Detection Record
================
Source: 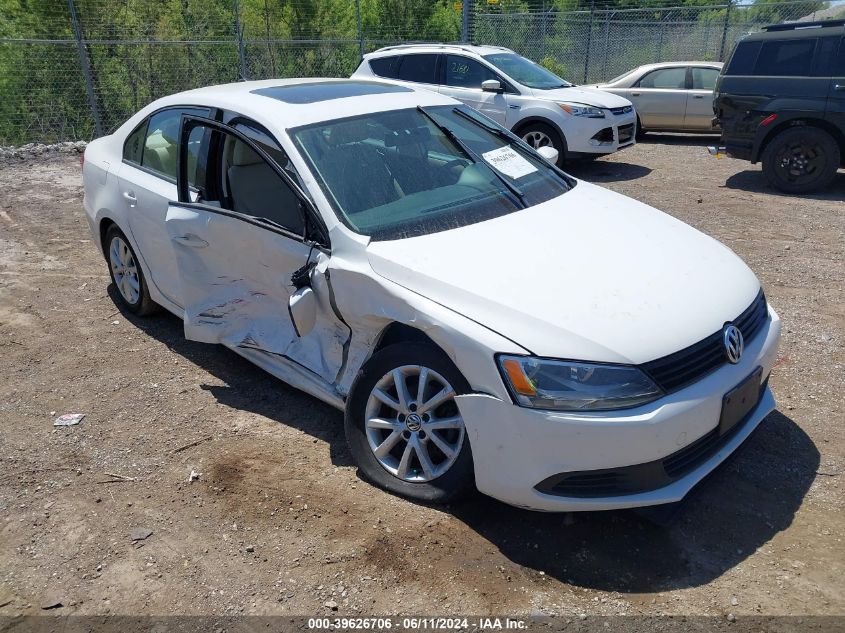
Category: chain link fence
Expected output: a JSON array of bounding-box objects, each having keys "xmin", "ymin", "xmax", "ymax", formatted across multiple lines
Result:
[{"xmin": 1, "ymin": 0, "xmax": 841, "ymax": 146}]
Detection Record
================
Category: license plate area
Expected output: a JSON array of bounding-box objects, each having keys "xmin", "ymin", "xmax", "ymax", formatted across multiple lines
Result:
[{"xmin": 719, "ymin": 366, "xmax": 763, "ymax": 436}]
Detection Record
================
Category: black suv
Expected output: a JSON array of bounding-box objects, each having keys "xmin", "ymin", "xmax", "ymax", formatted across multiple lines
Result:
[{"xmin": 714, "ymin": 20, "xmax": 845, "ymax": 193}]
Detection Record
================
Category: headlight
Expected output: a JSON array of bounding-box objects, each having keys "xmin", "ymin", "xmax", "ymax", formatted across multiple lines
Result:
[
  {"xmin": 558, "ymin": 103, "xmax": 605, "ymax": 118},
  {"xmin": 497, "ymin": 355, "xmax": 663, "ymax": 412}
]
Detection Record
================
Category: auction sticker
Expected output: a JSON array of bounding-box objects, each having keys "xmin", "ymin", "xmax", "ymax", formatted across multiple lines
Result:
[{"xmin": 481, "ymin": 146, "xmax": 536, "ymax": 179}]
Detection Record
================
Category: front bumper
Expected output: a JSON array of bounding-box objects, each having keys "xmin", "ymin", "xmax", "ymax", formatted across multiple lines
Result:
[
  {"xmin": 455, "ymin": 306, "xmax": 781, "ymax": 512},
  {"xmin": 562, "ymin": 111, "xmax": 637, "ymax": 155}
]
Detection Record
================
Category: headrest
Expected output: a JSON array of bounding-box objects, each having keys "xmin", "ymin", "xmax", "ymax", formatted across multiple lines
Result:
[
  {"xmin": 327, "ymin": 121, "xmax": 369, "ymax": 146},
  {"xmin": 158, "ymin": 117, "xmax": 181, "ymax": 144},
  {"xmin": 384, "ymin": 126, "xmax": 431, "ymax": 147},
  {"xmin": 231, "ymin": 141, "xmax": 264, "ymax": 167}
]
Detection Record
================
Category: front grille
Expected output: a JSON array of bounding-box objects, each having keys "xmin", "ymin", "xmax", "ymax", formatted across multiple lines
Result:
[
  {"xmin": 536, "ymin": 377, "xmax": 767, "ymax": 498},
  {"xmin": 641, "ymin": 291, "xmax": 768, "ymax": 393},
  {"xmin": 610, "ymin": 105, "xmax": 633, "ymax": 115},
  {"xmin": 617, "ymin": 123, "xmax": 635, "ymax": 144}
]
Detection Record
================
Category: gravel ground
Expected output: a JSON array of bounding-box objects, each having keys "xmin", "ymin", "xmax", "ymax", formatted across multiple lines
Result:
[{"xmin": 0, "ymin": 137, "xmax": 842, "ymax": 619}]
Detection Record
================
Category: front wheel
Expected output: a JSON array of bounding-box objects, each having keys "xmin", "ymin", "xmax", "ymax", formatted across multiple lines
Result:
[
  {"xmin": 519, "ymin": 122, "xmax": 566, "ymax": 167},
  {"xmin": 344, "ymin": 342, "xmax": 475, "ymax": 504},
  {"xmin": 761, "ymin": 127, "xmax": 840, "ymax": 194}
]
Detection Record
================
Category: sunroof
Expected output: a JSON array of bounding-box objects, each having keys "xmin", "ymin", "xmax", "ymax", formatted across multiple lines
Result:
[{"xmin": 251, "ymin": 81, "xmax": 412, "ymax": 104}]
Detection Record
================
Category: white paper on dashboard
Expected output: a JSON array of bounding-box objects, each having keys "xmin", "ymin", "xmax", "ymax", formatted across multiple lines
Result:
[{"xmin": 481, "ymin": 146, "xmax": 537, "ymax": 180}]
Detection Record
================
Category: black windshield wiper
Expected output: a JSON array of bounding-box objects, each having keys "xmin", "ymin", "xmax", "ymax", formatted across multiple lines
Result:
[
  {"xmin": 451, "ymin": 108, "xmax": 572, "ymax": 188},
  {"xmin": 416, "ymin": 106, "xmax": 525, "ymax": 207}
]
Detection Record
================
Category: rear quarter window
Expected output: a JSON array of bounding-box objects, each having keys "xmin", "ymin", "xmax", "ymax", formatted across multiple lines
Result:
[
  {"xmin": 725, "ymin": 40, "xmax": 762, "ymax": 75},
  {"xmin": 369, "ymin": 56, "xmax": 399, "ymax": 79},
  {"xmin": 755, "ymin": 38, "xmax": 817, "ymax": 76}
]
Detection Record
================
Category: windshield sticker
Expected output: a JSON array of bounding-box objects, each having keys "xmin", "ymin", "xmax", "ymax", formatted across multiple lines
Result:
[{"xmin": 481, "ymin": 146, "xmax": 537, "ymax": 180}]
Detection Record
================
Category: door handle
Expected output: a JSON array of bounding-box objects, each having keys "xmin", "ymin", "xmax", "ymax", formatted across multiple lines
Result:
[
  {"xmin": 693, "ymin": 94, "xmax": 705, "ymax": 99},
  {"xmin": 835, "ymin": 84, "xmax": 845, "ymax": 91},
  {"xmin": 631, "ymin": 92, "xmax": 641, "ymax": 97},
  {"xmin": 171, "ymin": 234, "xmax": 208, "ymax": 248},
  {"xmin": 122, "ymin": 191, "xmax": 137, "ymax": 206}
]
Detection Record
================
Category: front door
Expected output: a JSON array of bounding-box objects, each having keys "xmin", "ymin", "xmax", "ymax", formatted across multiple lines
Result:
[
  {"xmin": 629, "ymin": 66, "xmax": 688, "ymax": 130},
  {"xmin": 117, "ymin": 106, "xmax": 208, "ymax": 307},
  {"xmin": 439, "ymin": 54, "xmax": 510, "ymax": 126},
  {"xmin": 166, "ymin": 116, "xmax": 347, "ymax": 384},
  {"xmin": 826, "ymin": 36, "xmax": 845, "ymax": 139}
]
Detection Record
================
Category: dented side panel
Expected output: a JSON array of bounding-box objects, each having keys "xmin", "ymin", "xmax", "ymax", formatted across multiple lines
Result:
[{"xmin": 165, "ymin": 205, "xmax": 348, "ymax": 386}]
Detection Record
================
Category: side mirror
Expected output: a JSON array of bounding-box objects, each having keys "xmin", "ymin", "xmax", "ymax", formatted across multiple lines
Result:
[
  {"xmin": 537, "ymin": 145, "xmax": 559, "ymax": 165},
  {"xmin": 481, "ymin": 79, "xmax": 503, "ymax": 93},
  {"xmin": 289, "ymin": 286, "xmax": 317, "ymax": 337}
]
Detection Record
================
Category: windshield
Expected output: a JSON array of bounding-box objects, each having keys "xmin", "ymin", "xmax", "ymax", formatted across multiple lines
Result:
[
  {"xmin": 291, "ymin": 106, "xmax": 573, "ymax": 241},
  {"xmin": 483, "ymin": 53, "xmax": 572, "ymax": 89}
]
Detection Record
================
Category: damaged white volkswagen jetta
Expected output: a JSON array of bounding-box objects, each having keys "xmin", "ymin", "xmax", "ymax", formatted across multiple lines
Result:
[{"xmin": 82, "ymin": 78, "xmax": 781, "ymax": 511}]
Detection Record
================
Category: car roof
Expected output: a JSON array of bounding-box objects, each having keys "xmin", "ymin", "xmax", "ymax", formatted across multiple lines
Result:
[
  {"xmin": 147, "ymin": 78, "xmax": 456, "ymax": 129},
  {"xmin": 746, "ymin": 19, "xmax": 844, "ymax": 40},
  {"xmin": 365, "ymin": 43, "xmax": 513, "ymax": 58},
  {"xmin": 634, "ymin": 61, "xmax": 724, "ymax": 72}
]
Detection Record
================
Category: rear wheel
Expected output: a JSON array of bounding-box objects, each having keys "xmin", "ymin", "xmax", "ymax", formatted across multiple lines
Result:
[
  {"xmin": 519, "ymin": 122, "xmax": 566, "ymax": 166},
  {"xmin": 345, "ymin": 342, "xmax": 474, "ymax": 504},
  {"xmin": 105, "ymin": 225, "xmax": 157, "ymax": 315},
  {"xmin": 761, "ymin": 127, "xmax": 840, "ymax": 194}
]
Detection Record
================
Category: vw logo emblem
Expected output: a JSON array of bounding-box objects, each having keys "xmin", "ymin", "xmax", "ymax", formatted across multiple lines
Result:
[
  {"xmin": 723, "ymin": 324, "xmax": 744, "ymax": 364},
  {"xmin": 405, "ymin": 413, "xmax": 423, "ymax": 432}
]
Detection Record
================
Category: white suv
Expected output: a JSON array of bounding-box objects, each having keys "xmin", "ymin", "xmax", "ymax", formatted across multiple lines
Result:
[{"xmin": 352, "ymin": 44, "xmax": 637, "ymax": 164}]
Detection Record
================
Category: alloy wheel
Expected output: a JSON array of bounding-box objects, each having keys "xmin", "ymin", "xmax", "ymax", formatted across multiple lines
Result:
[
  {"xmin": 364, "ymin": 365, "xmax": 465, "ymax": 483},
  {"xmin": 109, "ymin": 235, "xmax": 140, "ymax": 305},
  {"xmin": 523, "ymin": 130, "xmax": 553, "ymax": 149},
  {"xmin": 775, "ymin": 141, "xmax": 823, "ymax": 183}
]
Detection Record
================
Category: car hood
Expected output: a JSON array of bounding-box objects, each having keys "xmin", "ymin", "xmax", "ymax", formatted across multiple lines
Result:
[
  {"xmin": 529, "ymin": 86, "xmax": 631, "ymax": 109},
  {"xmin": 366, "ymin": 181, "xmax": 761, "ymax": 364}
]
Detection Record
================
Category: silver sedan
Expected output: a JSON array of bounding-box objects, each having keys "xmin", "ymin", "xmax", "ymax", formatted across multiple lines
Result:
[{"xmin": 592, "ymin": 62, "xmax": 723, "ymax": 134}]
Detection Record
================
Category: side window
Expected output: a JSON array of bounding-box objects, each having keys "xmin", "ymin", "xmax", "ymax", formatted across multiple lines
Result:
[
  {"xmin": 445, "ymin": 55, "xmax": 499, "ymax": 89},
  {"xmin": 123, "ymin": 120, "xmax": 147, "ymax": 163},
  {"xmin": 396, "ymin": 54, "xmax": 438, "ymax": 84},
  {"xmin": 754, "ymin": 39, "xmax": 817, "ymax": 77},
  {"xmin": 139, "ymin": 107, "xmax": 208, "ymax": 180},
  {"xmin": 692, "ymin": 67, "xmax": 720, "ymax": 90},
  {"xmin": 811, "ymin": 37, "xmax": 840, "ymax": 77},
  {"xmin": 725, "ymin": 40, "xmax": 762, "ymax": 75},
  {"xmin": 189, "ymin": 123, "xmax": 306, "ymax": 237},
  {"xmin": 838, "ymin": 37, "xmax": 845, "ymax": 75},
  {"xmin": 637, "ymin": 67, "xmax": 687, "ymax": 89},
  {"xmin": 369, "ymin": 56, "xmax": 400, "ymax": 79}
]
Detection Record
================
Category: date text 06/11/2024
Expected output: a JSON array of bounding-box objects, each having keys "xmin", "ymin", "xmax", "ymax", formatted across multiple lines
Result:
[{"xmin": 306, "ymin": 617, "xmax": 528, "ymax": 630}]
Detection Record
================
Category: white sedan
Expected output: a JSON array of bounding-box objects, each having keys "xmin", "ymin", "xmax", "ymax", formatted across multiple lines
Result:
[{"xmin": 82, "ymin": 78, "xmax": 781, "ymax": 512}]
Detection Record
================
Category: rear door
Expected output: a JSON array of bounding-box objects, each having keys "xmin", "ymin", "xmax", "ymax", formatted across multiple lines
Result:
[
  {"xmin": 629, "ymin": 66, "xmax": 688, "ymax": 130},
  {"xmin": 439, "ymin": 54, "xmax": 510, "ymax": 126},
  {"xmin": 685, "ymin": 66, "xmax": 720, "ymax": 130},
  {"xmin": 117, "ymin": 106, "xmax": 208, "ymax": 306},
  {"xmin": 165, "ymin": 115, "xmax": 347, "ymax": 384}
]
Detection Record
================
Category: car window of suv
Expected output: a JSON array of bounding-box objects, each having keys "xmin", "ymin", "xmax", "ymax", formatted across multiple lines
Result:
[
  {"xmin": 368, "ymin": 55, "xmax": 400, "ymax": 79},
  {"xmin": 130, "ymin": 107, "xmax": 208, "ymax": 182},
  {"xmin": 445, "ymin": 54, "xmax": 499, "ymax": 89},
  {"xmin": 811, "ymin": 36, "xmax": 840, "ymax": 77},
  {"xmin": 692, "ymin": 67, "xmax": 719, "ymax": 90},
  {"xmin": 396, "ymin": 54, "xmax": 438, "ymax": 84},
  {"xmin": 725, "ymin": 40, "xmax": 762, "ymax": 75},
  {"xmin": 754, "ymin": 39, "xmax": 816, "ymax": 76},
  {"xmin": 637, "ymin": 67, "xmax": 686, "ymax": 89}
]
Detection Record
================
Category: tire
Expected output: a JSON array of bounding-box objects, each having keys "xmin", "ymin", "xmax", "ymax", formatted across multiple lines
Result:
[
  {"xmin": 104, "ymin": 225, "xmax": 157, "ymax": 316},
  {"xmin": 761, "ymin": 127, "xmax": 840, "ymax": 194},
  {"xmin": 518, "ymin": 121, "xmax": 566, "ymax": 166},
  {"xmin": 635, "ymin": 116, "xmax": 647, "ymax": 140},
  {"xmin": 344, "ymin": 342, "xmax": 475, "ymax": 504}
]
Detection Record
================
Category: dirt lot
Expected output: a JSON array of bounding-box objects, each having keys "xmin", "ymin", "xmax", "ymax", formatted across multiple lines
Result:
[{"xmin": 0, "ymin": 138, "xmax": 843, "ymax": 619}]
